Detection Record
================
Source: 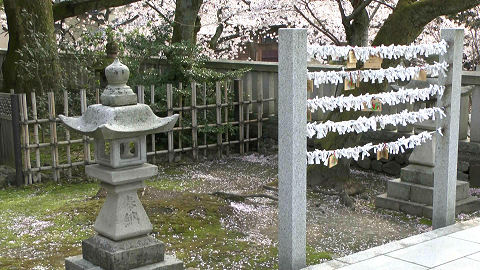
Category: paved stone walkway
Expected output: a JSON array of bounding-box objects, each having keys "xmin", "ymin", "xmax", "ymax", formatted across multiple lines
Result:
[{"xmin": 306, "ymin": 218, "xmax": 480, "ymax": 270}]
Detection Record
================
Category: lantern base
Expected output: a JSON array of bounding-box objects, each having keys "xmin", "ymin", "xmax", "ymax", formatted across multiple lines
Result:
[{"xmin": 65, "ymin": 255, "xmax": 183, "ymax": 270}]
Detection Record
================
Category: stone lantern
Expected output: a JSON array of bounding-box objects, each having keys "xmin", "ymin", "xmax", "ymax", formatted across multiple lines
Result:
[{"xmin": 61, "ymin": 59, "xmax": 183, "ymax": 270}]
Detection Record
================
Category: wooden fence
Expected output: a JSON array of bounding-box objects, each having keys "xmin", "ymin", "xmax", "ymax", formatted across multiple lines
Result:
[{"xmin": 2, "ymin": 79, "xmax": 274, "ymax": 185}]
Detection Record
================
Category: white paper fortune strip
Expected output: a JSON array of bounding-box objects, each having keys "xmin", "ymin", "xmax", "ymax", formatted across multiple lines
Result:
[
  {"xmin": 307, "ymin": 84, "xmax": 444, "ymax": 113},
  {"xmin": 307, "ymin": 62, "xmax": 448, "ymax": 86},
  {"xmin": 307, "ymin": 107, "xmax": 445, "ymax": 139},
  {"xmin": 306, "ymin": 129, "xmax": 442, "ymax": 165},
  {"xmin": 308, "ymin": 40, "xmax": 448, "ymax": 62}
]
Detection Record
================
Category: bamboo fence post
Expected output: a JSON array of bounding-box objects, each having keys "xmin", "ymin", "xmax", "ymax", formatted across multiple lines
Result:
[
  {"xmin": 80, "ymin": 89, "xmax": 91, "ymax": 164},
  {"xmin": 150, "ymin": 85, "xmax": 156, "ymax": 164},
  {"xmin": 191, "ymin": 82, "xmax": 198, "ymax": 160},
  {"xmin": 167, "ymin": 84, "xmax": 174, "ymax": 162},
  {"xmin": 48, "ymin": 92, "xmax": 59, "ymax": 181},
  {"xmin": 237, "ymin": 79, "xmax": 245, "ymax": 154},
  {"xmin": 224, "ymin": 81, "xmax": 230, "ymax": 155},
  {"xmin": 31, "ymin": 93, "xmax": 41, "ymax": 182},
  {"xmin": 63, "ymin": 90, "xmax": 72, "ymax": 178},
  {"xmin": 203, "ymin": 83, "xmax": 207, "ymax": 157},
  {"xmin": 268, "ymin": 72, "xmax": 276, "ymax": 116},
  {"xmin": 246, "ymin": 73, "xmax": 252, "ymax": 152},
  {"xmin": 96, "ymin": 88, "xmax": 100, "ymax": 104},
  {"xmin": 178, "ymin": 83, "xmax": 183, "ymax": 152},
  {"xmin": 215, "ymin": 82, "xmax": 222, "ymax": 158},
  {"xmin": 20, "ymin": 94, "xmax": 31, "ymax": 184},
  {"xmin": 256, "ymin": 72, "xmax": 264, "ymax": 152},
  {"xmin": 137, "ymin": 85, "xmax": 145, "ymax": 103}
]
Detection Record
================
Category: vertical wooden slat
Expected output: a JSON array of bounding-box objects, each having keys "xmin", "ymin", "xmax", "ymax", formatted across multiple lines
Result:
[
  {"xmin": 246, "ymin": 73, "xmax": 252, "ymax": 152},
  {"xmin": 178, "ymin": 83, "xmax": 183, "ymax": 151},
  {"xmin": 167, "ymin": 84, "xmax": 174, "ymax": 162},
  {"xmin": 215, "ymin": 82, "xmax": 222, "ymax": 158},
  {"xmin": 203, "ymin": 82, "xmax": 207, "ymax": 157},
  {"xmin": 96, "ymin": 88, "xmax": 100, "ymax": 104},
  {"xmin": 137, "ymin": 85, "xmax": 145, "ymax": 104},
  {"xmin": 257, "ymin": 73, "xmax": 264, "ymax": 153},
  {"xmin": 31, "ymin": 93, "xmax": 41, "ymax": 182},
  {"xmin": 10, "ymin": 92, "xmax": 24, "ymax": 186},
  {"xmin": 19, "ymin": 94, "xmax": 30, "ymax": 184},
  {"xmin": 191, "ymin": 82, "xmax": 198, "ymax": 160},
  {"xmin": 80, "ymin": 89, "xmax": 91, "ymax": 164},
  {"xmin": 48, "ymin": 92, "xmax": 59, "ymax": 181},
  {"xmin": 268, "ymin": 72, "xmax": 275, "ymax": 116},
  {"xmin": 63, "ymin": 90, "xmax": 72, "ymax": 178},
  {"xmin": 224, "ymin": 81, "xmax": 230, "ymax": 155},
  {"xmin": 150, "ymin": 85, "xmax": 156, "ymax": 164},
  {"xmin": 238, "ymin": 79, "xmax": 245, "ymax": 154}
]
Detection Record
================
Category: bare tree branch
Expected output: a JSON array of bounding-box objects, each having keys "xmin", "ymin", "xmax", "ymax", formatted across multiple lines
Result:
[
  {"xmin": 347, "ymin": 0, "xmax": 375, "ymax": 21},
  {"xmin": 146, "ymin": 1, "xmax": 172, "ymax": 24},
  {"xmin": 295, "ymin": 3, "xmax": 341, "ymax": 45},
  {"xmin": 53, "ymin": 0, "xmax": 144, "ymax": 21}
]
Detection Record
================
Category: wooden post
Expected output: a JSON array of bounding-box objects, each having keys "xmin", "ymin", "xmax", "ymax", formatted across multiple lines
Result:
[
  {"xmin": 10, "ymin": 92, "xmax": 24, "ymax": 186},
  {"xmin": 278, "ymin": 28, "xmax": 307, "ymax": 270},
  {"xmin": 268, "ymin": 72, "xmax": 276, "ymax": 116},
  {"xmin": 191, "ymin": 82, "xmax": 198, "ymax": 160},
  {"xmin": 216, "ymin": 82, "xmax": 223, "ymax": 158},
  {"xmin": 224, "ymin": 81, "xmax": 230, "ymax": 155},
  {"xmin": 150, "ymin": 85, "xmax": 156, "ymax": 164},
  {"xmin": 63, "ymin": 90, "xmax": 72, "ymax": 178},
  {"xmin": 178, "ymin": 83, "xmax": 183, "ymax": 152},
  {"xmin": 433, "ymin": 28, "xmax": 464, "ymax": 229},
  {"xmin": 203, "ymin": 83, "xmax": 207, "ymax": 157},
  {"xmin": 167, "ymin": 84, "xmax": 174, "ymax": 162},
  {"xmin": 246, "ymin": 73, "xmax": 253, "ymax": 152},
  {"xmin": 237, "ymin": 79, "xmax": 245, "ymax": 154},
  {"xmin": 48, "ymin": 92, "xmax": 59, "ymax": 181},
  {"xmin": 21, "ymin": 94, "xmax": 32, "ymax": 184},
  {"xmin": 80, "ymin": 89, "xmax": 91, "ymax": 164},
  {"xmin": 31, "ymin": 92, "xmax": 42, "ymax": 182},
  {"xmin": 257, "ymin": 73, "xmax": 264, "ymax": 153}
]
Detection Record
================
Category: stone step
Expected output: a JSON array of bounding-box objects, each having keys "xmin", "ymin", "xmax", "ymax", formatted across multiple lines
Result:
[
  {"xmin": 400, "ymin": 164, "xmax": 434, "ymax": 186},
  {"xmin": 387, "ymin": 179, "xmax": 470, "ymax": 205},
  {"xmin": 375, "ymin": 193, "xmax": 480, "ymax": 219}
]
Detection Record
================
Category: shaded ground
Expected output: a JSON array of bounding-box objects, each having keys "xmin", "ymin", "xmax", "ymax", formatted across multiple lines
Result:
[{"xmin": 1, "ymin": 153, "xmax": 480, "ymax": 269}]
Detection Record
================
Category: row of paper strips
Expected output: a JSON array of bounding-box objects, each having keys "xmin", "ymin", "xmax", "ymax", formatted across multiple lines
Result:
[
  {"xmin": 307, "ymin": 40, "xmax": 448, "ymax": 62},
  {"xmin": 307, "ymin": 62, "xmax": 448, "ymax": 86},
  {"xmin": 307, "ymin": 107, "xmax": 445, "ymax": 139},
  {"xmin": 307, "ymin": 129, "xmax": 442, "ymax": 165},
  {"xmin": 307, "ymin": 84, "xmax": 444, "ymax": 113}
]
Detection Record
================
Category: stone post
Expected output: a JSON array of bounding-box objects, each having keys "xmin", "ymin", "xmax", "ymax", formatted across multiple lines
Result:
[
  {"xmin": 433, "ymin": 28, "xmax": 464, "ymax": 229},
  {"xmin": 470, "ymin": 67, "xmax": 480, "ymax": 143},
  {"xmin": 278, "ymin": 28, "xmax": 307, "ymax": 270}
]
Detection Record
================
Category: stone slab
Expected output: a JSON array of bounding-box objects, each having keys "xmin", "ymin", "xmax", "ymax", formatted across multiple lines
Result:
[
  {"xmin": 340, "ymin": 255, "xmax": 427, "ymax": 270},
  {"xmin": 66, "ymin": 255, "xmax": 183, "ymax": 270},
  {"xmin": 401, "ymin": 165, "xmax": 434, "ymax": 186},
  {"xmin": 86, "ymin": 163, "xmax": 157, "ymax": 185},
  {"xmin": 386, "ymin": 179, "xmax": 410, "ymax": 201},
  {"xmin": 303, "ymin": 259, "xmax": 348, "ymax": 270},
  {"xmin": 431, "ymin": 257, "xmax": 480, "ymax": 270},
  {"xmin": 387, "ymin": 236, "xmax": 480, "ymax": 268},
  {"xmin": 448, "ymin": 225, "xmax": 480, "ymax": 244},
  {"xmin": 82, "ymin": 235, "xmax": 164, "ymax": 270},
  {"xmin": 469, "ymin": 164, "xmax": 480, "ymax": 188}
]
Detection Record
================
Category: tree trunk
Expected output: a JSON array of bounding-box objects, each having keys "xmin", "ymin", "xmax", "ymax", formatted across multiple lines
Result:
[
  {"xmin": 344, "ymin": 1, "xmax": 370, "ymax": 46},
  {"xmin": 2, "ymin": 0, "xmax": 59, "ymax": 93},
  {"xmin": 171, "ymin": 0, "xmax": 203, "ymax": 44}
]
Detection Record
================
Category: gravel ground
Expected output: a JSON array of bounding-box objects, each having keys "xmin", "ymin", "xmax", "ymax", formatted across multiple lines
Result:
[{"xmin": 156, "ymin": 152, "xmax": 480, "ymax": 261}]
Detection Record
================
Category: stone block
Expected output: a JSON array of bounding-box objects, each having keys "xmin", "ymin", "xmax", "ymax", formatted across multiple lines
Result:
[
  {"xmin": 458, "ymin": 161, "xmax": 470, "ymax": 173},
  {"xmin": 387, "ymin": 179, "xmax": 410, "ymax": 201},
  {"xmin": 66, "ymin": 255, "xmax": 183, "ymax": 270},
  {"xmin": 457, "ymin": 171, "xmax": 469, "ymax": 182},
  {"xmin": 357, "ymin": 158, "xmax": 371, "ymax": 170},
  {"xmin": 456, "ymin": 181, "xmax": 471, "ymax": 201},
  {"xmin": 470, "ymin": 164, "xmax": 480, "ymax": 188},
  {"xmin": 383, "ymin": 162, "xmax": 401, "ymax": 176},
  {"xmin": 410, "ymin": 184, "xmax": 433, "ymax": 205},
  {"xmin": 94, "ymin": 182, "xmax": 153, "ymax": 241},
  {"xmin": 401, "ymin": 164, "xmax": 434, "ymax": 186},
  {"xmin": 86, "ymin": 163, "xmax": 157, "ymax": 185},
  {"xmin": 394, "ymin": 154, "xmax": 409, "ymax": 165},
  {"xmin": 371, "ymin": 160, "xmax": 383, "ymax": 172},
  {"xmin": 375, "ymin": 193, "xmax": 399, "ymax": 211},
  {"xmin": 82, "ymin": 235, "xmax": 165, "ymax": 270}
]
